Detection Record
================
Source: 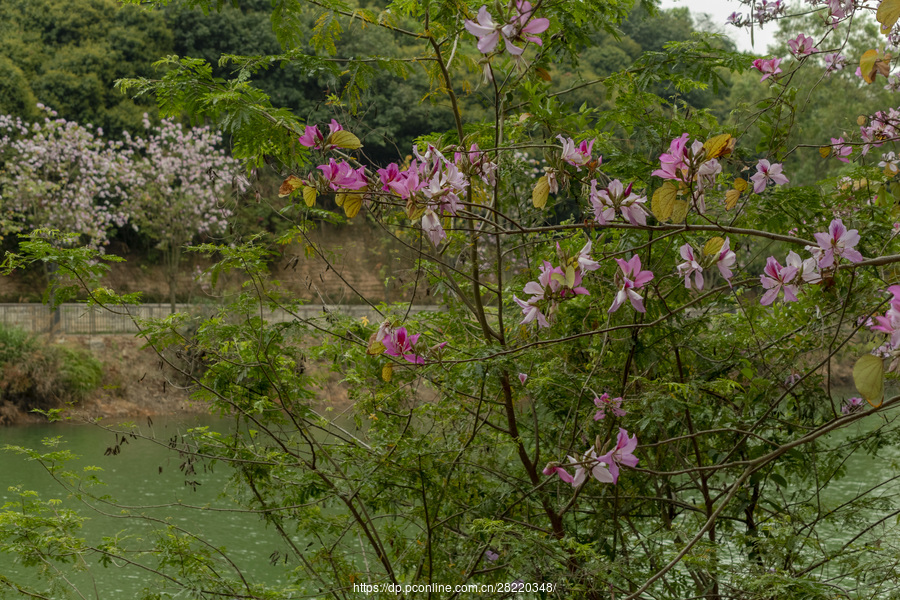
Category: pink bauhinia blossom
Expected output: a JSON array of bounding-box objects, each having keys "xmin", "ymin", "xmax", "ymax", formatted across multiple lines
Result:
[
  {"xmin": 813, "ymin": 219, "xmax": 863, "ymax": 268},
  {"xmin": 717, "ymin": 238, "xmax": 737, "ymax": 281},
  {"xmin": 871, "ymin": 285, "xmax": 900, "ymax": 347},
  {"xmin": 317, "ymin": 159, "xmax": 367, "ymax": 191},
  {"xmin": 609, "ymin": 255, "xmax": 654, "ymax": 313},
  {"xmin": 593, "ymin": 393, "xmax": 626, "ymax": 420},
  {"xmin": 824, "ymin": 52, "xmax": 846, "ymax": 75},
  {"xmin": 750, "ymin": 159, "xmax": 789, "ymax": 193},
  {"xmin": 788, "ymin": 33, "xmax": 817, "ymax": 57},
  {"xmin": 830, "ymin": 137, "xmax": 852, "ymax": 163},
  {"xmin": 597, "ymin": 428, "xmax": 639, "ymax": 484},
  {"xmin": 558, "ymin": 135, "xmax": 596, "ymax": 170},
  {"xmin": 590, "ymin": 179, "xmax": 647, "ymax": 226},
  {"xmin": 841, "ymin": 397, "xmax": 864, "ymax": 414},
  {"xmin": 677, "ymin": 244, "xmax": 704, "ymax": 290},
  {"xmin": 464, "ymin": 1, "xmax": 549, "ymax": 56},
  {"xmin": 652, "ymin": 133, "xmax": 690, "ymax": 180},
  {"xmin": 752, "ymin": 57, "xmax": 783, "ymax": 82},
  {"xmin": 759, "ymin": 256, "xmax": 799, "ymax": 305}
]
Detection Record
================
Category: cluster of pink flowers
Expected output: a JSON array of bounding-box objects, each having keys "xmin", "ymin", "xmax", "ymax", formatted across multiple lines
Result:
[
  {"xmin": 589, "ymin": 180, "xmax": 647, "ymax": 226},
  {"xmin": 759, "ymin": 219, "xmax": 862, "ymax": 305},
  {"xmin": 464, "ymin": 1, "xmax": 549, "ymax": 56},
  {"xmin": 544, "ymin": 428, "xmax": 638, "ymax": 487},
  {"xmin": 726, "ymin": 0, "xmax": 785, "ymax": 29},
  {"xmin": 513, "ymin": 242, "xmax": 598, "ymax": 327},
  {"xmin": 374, "ymin": 321, "xmax": 446, "ymax": 364},
  {"xmin": 859, "ymin": 108, "xmax": 900, "ymax": 156},
  {"xmin": 652, "ymin": 133, "xmax": 722, "ymax": 213},
  {"xmin": 374, "ymin": 141, "xmax": 496, "ymax": 247},
  {"xmin": 676, "ymin": 238, "xmax": 736, "ymax": 291},
  {"xmin": 593, "ymin": 393, "xmax": 626, "ymax": 420}
]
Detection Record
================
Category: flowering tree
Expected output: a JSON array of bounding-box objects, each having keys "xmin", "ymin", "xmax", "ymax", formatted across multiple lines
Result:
[
  {"xmin": 124, "ymin": 116, "xmax": 238, "ymax": 311},
  {"xmin": 6, "ymin": 1, "xmax": 900, "ymax": 600},
  {"xmin": 0, "ymin": 105, "xmax": 133, "ymax": 248}
]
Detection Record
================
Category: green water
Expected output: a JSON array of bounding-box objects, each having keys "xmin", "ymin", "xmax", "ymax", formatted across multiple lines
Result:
[
  {"xmin": 1, "ymin": 415, "xmax": 296, "ymax": 598},
  {"xmin": 2, "ymin": 396, "xmax": 899, "ymax": 598}
]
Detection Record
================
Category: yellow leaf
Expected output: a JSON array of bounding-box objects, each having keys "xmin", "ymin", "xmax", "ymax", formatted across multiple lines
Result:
[
  {"xmin": 327, "ymin": 130, "xmax": 362, "ymax": 150},
  {"xmin": 407, "ymin": 199, "xmax": 425, "ymax": 220},
  {"xmin": 651, "ymin": 181, "xmax": 678, "ymax": 222},
  {"xmin": 535, "ymin": 67, "xmax": 552, "ymax": 82},
  {"xmin": 532, "ymin": 175, "xmax": 550, "ymax": 209},
  {"xmin": 302, "ymin": 186, "xmax": 317, "ymax": 207},
  {"xmin": 878, "ymin": 0, "xmax": 900, "ymax": 34},
  {"xmin": 858, "ymin": 115, "xmax": 868, "ymax": 126},
  {"xmin": 819, "ymin": 146, "xmax": 832, "ymax": 158},
  {"xmin": 725, "ymin": 189, "xmax": 741, "ymax": 210},
  {"xmin": 860, "ymin": 49, "xmax": 880, "ymax": 83},
  {"xmin": 367, "ymin": 336, "xmax": 386, "ymax": 356},
  {"xmin": 382, "ymin": 362, "xmax": 393, "ymax": 382},
  {"xmin": 341, "ymin": 189, "xmax": 365, "ymax": 218},
  {"xmin": 853, "ymin": 353, "xmax": 884, "ymax": 407},
  {"xmin": 670, "ymin": 199, "xmax": 689, "ymax": 224},
  {"xmin": 703, "ymin": 237, "xmax": 725, "ymax": 256},
  {"xmin": 703, "ymin": 134, "xmax": 733, "ymax": 159},
  {"xmin": 565, "ymin": 265, "xmax": 576, "ymax": 288},
  {"xmin": 733, "ymin": 177, "xmax": 748, "ymax": 193},
  {"xmin": 278, "ymin": 175, "xmax": 305, "ymax": 197}
]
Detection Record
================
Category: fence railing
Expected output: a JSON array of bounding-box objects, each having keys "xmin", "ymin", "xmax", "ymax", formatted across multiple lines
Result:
[{"xmin": 0, "ymin": 303, "xmax": 444, "ymax": 335}]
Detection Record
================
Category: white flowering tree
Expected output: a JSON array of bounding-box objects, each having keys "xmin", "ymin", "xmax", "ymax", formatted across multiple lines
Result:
[{"xmin": 124, "ymin": 117, "xmax": 238, "ymax": 310}]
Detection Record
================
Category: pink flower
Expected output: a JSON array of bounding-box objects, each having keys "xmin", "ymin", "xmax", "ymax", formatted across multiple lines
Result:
[
  {"xmin": 871, "ymin": 285, "xmax": 900, "ymax": 348},
  {"xmin": 590, "ymin": 180, "xmax": 647, "ymax": 226},
  {"xmin": 841, "ymin": 397, "xmax": 864, "ymax": 415},
  {"xmin": 759, "ymin": 256, "xmax": 799, "ymax": 305},
  {"xmin": 609, "ymin": 255, "xmax": 654, "ymax": 313},
  {"xmin": 824, "ymin": 53, "xmax": 846, "ymax": 75},
  {"xmin": 812, "ymin": 219, "xmax": 863, "ymax": 268},
  {"xmin": 298, "ymin": 120, "xmax": 344, "ymax": 150},
  {"xmin": 717, "ymin": 238, "xmax": 737, "ymax": 281},
  {"xmin": 593, "ymin": 393, "xmax": 626, "ymax": 420},
  {"xmin": 830, "ymin": 137, "xmax": 852, "ymax": 163},
  {"xmin": 464, "ymin": 6, "xmax": 501, "ymax": 54},
  {"xmin": 421, "ymin": 209, "xmax": 445, "ymax": 247},
  {"xmin": 677, "ymin": 244, "xmax": 704, "ymax": 290},
  {"xmin": 788, "ymin": 34, "xmax": 816, "ymax": 57},
  {"xmin": 464, "ymin": 1, "xmax": 549, "ymax": 56},
  {"xmin": 652, "ymin": 133, "xmax": 690, "ymax": 180},
  {"xmin": 558, "ymin": 135, "xmax": 595, "ymax": 170},
  {"xmin": 298, "ymin": 124, "xmax": 323, "ymax": 149},
  {"xmin": 750, "ymin": 159, "xmax": 789, "ymax": 193},
  {"xmin": 597, "ymin": 428, "xmax": 639, "ymax": 484},
  {"xmin": 317, "ymin": 159, "xmax": 367, "ymax": 191},
  {"xmin": 752, "ymin": 57, "xmax": 782, "ymax": 82},
  {"xmin": 518, "ymin": 373, "xmax": 528, "ymax": 385}
]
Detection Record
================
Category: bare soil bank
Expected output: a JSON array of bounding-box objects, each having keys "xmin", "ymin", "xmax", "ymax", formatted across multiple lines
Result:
[{"xmin": 2, "ymin": 333, "xmax": 354, "ymax": 426}]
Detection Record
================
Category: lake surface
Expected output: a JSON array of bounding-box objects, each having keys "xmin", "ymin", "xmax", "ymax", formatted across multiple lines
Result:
[
  {"xmin": 1, "ymin": 415, "xmax": 298, "ymax": 598},
  {"xmin": 2, "ymin": 393, "xmax": 899, "ymax": 598}
]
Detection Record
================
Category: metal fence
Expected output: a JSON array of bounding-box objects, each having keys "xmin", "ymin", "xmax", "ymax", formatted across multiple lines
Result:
[{"xmin": 0, "ymin": 303, "xmax": 444, "ymax": 335}]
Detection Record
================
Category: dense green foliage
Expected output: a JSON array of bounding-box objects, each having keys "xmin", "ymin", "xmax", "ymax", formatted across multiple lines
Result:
[{"xmin": 0, "ymin": 0, "xmax": 172, "ymax": 132}]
